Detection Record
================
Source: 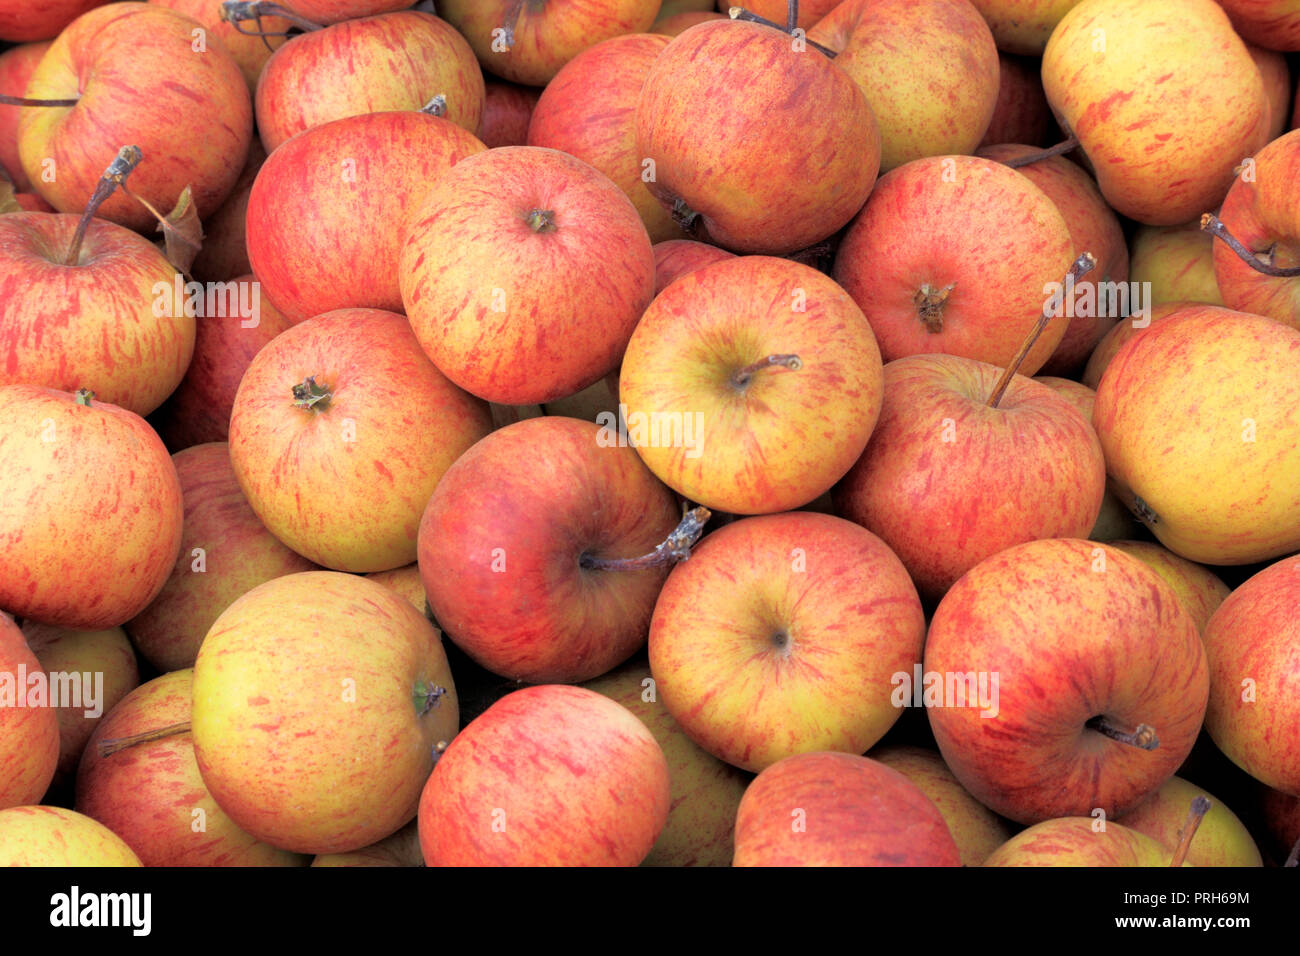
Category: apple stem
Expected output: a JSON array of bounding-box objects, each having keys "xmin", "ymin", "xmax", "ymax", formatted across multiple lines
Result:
[
  {"xmin": 1169, "ymin": 795, "xmax": 1211, "ymax": 867},
  {"xmin": 1201, "ymin": 213, "xmax": 1300, "ymax": 278},
  {"xmin": 1086, "ymin": 714, "xmax": 1159, "ymax": 750},
  {"xmin": 419, "ymin": 94, "xmax": 447, "ymax": 117},
  {"xmin": 73, "ymin": 389, "xmax": 95, "ymax": 407},
  {"xmin": 502, "ymin": 0, "xmax": 525, "ymax": 48},
  {"xmin": 579, "ymin": 505, "xmax": 712, "ymax": 572},
  {"xmin": 525, "ymin": 208, "xmax": 557, "ymax": 233},
  {"xmin": 1285, "ymin": 835, "xmax": 1300, "ymax": 868},
  {"xmin": 728, "ymin": 5, "xmax": 838, "ymax": 58},
  {"xmin": 1000, "ymin": 135, "xmax": 1081, "ymax": 169},
  {"xmin": 986, "ymin": 251, "xmax": 1096, "ymax": 409},
  {"xmin": 98, "ymin": 721, "xmax": 191, "ymax": 758},
  {"xmin": 292, "ymin": 375, "xmax": 333, "ymax": 411},
  {"xmin": 0, "ymin": 93, "xmax": 80, "ymax": 108},
  {"xmin": 63, "ymin": 145, "xmax": 143, "ymax": 267},
  {"xmin": 732, "ymin": 353, "xmax": 802, "ymax": 388},
  {"xmin": 221, "ymin": 1, "xmax": 323, "ymax": 36}
]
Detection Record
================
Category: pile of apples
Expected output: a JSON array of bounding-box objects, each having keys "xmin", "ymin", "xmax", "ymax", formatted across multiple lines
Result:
[{"xmin": 0, "ymin": 0, "xmax": 1298, "ymax": 868}]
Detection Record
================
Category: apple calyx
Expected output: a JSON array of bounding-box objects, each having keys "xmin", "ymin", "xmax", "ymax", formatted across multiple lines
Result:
[
  {"xmin": 97, "ymin": 720, "xmax": 192, "ymax": 758},
  {"xmin": 578, "ymin": 505, "xmax": 712, "ymax": 573},
  {"xmin": 292, "ymin": 376, "xmax": 333, "ymax": 411},
  {"xmin": 727, "ymin": 3, "xmax": 838, "ymax": 59},
  {"xmin": 1131, "ymin": 494, "xmax": 1159, "ymax": 526},
  {"xmin": 986, "ymin": 251, "xmax": 1096, "ymax": 409},
  {"xmin": 999, "ymin": 135, "xmax": 1081, "ymax": 170},
  {"xmin": 221, "ymin": 1, "xmax": 323, "ymax": 38},
  {"xmin": 1168, "ymin": 795, "xmax": 1211, "ymax": 867},
  {"xmin": 731, "ymin": 353, "xmax": 802, "ymax": 388},
  {"xmin": 525, "ymin": 208, "xmax": 558, "ymax": 233},
  {"xmin": 1086, "ymin": 714, "xmax": 1159, "ymax": 751},
  {"xmin": 413, "ymin": 679, "xmax": 448, "ymax": 717},
  {"xmin": 913, "ymin": 283, "xmax": 955, "ymax": 333},
  {"xmin": 419, "ymin": 95, "xmax": 448, "ymax": 118},
  {"xmin": 73, "ymin": 389, "xmax": 96, "ymax": 407},
  {"xmin": 63, "ymin": 145, "xmax": 143, "ymax": 267},
  {"xmin": 1201, "ymin": 213, "xmax": 1300, "ymax": 278},
  {"xmin": 670, "ymin": 198, "xmax": 702, "ymax": 236}
]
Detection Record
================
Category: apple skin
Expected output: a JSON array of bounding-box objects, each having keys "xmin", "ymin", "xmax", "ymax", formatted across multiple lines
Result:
[
  {"xmin": 1203, "ymin": 554, "xmax": 1300, "ymax": 795},
  {"xmin": 1080, "ymin": 301, "xmax": 1194, "ymax": 390},
  {"xmin": 365, "ymin": 565, "xmax": 429, "ymax": 617},
  {"xmin": 527, "ymin": 33, "xmax": 684, "ymax": 243},
  {"xmin": 1247, "ymin": 41, "xmax": 1291, "ymax": 140},
  {"xmin": 247, "ymin": 110, "xmax": 486, "ymax": 324},
  {"xmin": 651, "ymin": 239, "xmax": 736, "ymax": 296},
  {"xmin": 620, "ymin": 255, "xmax": 884, "ymax": 515},
  {"xmin": 312, "ymin": 821, "xmax": 421, "ymax": 867},
  {"xmin": 126, "ymin": 443, "xmax": 319, "ymax": 673},
  {"xmin": 191, "ymin": 139, "xmax": 265, "ymax": 284},
  {"xmin": 1092, "ymin": 305, "xmax": 1300, "ymax": 564},
  {"xmin": 869, "ymin": 745, "xmax": 1015, "ymax": 866},
  {"xmin": 1106, "ymin": 540, "xmax": 1230, "ymax": 635},
  {"xmin": 0, "ymin": 386, "xmax": 184, "ymax": 630},
  {"xmin": 253, "ymin": 11, "xmax": 484, "ymax": 154},
  {"xmin": 437, "ymin": 0, "xmax": 661, "ymax": 87},
  {"xmin": 400, "ymin": 146, "xmax": 655, "ymax": 406},
  {"xmin": 18, "ymin": 3, "xmax": 253, "ymax": 233},
  {"xmin": 1117, "ymin": 776, "xmax": 1263, "ymax": 866},
  {"xmin": 979, "ymin": 52, "xmax": 1053, "ymax": 148},
  {"xmin": 733, "ymin": 752, "xmax": 962, "ymax": 867},
  {"xmin": 419, "ymin": 685, "xmax": 671, "ymax": 866},
  {"xmin": 963, "ymin": 0, "xmax": 1085, "ymax": 55},
  {"xmin": 584, "ymin": 658, "xmax": 751, "ymax": 867},
  {"xmin": 1211, "ymin": 129, "xmax": 1300, "ymax": 333},
  {"xmin": 0, "ymin": 806, "xmax": 141, "ymax": 866},
  {"xmin": 418, "ymin": 416, "xmax": 679, "ymax": 684},
  {"xmin": 649, "ymin": 512, "xmax": 926, "ymax": 773},
  {"xmin": 150, "ymin": 0, "xmax": 290, "ymax": 94},
  {"xmin": 75, "ymin": 669, "xmax": 309, "ymax": 866},
  {"xmin": 1217, "ymin": 0, "xmax": 1300, "ymax": 51},
  {"xmin": 0, "ymin": 615, "xmax": 60, "ymax": 810},
  {"xmin": 813, "ymin": 0, "xmax": 1000, "ymax": 172},
  {"xmin": 228, "ymin": 309, "xmax": 492, "ymax": 573},
  {"xmin": 193, "ymin": 571, "xmax": 459, "ymax": 855},
  {"xmin": 1128, "ymin": 222, "xmax": 1224, "ymax": 309},
  {"xmin": 1041, "ymin": 0, "xmax": 1270, "ymax": 226},
  {"xmin": 0, "ymin": 212, "xmax": 195, "ymax": 416},
  {"xmin": 0, "ymin": 42, "xmax": 50, "ymax": 191},
  {"xmin": 978, "ymin": 144, "xmax": 1129, "ymax": 376},
  {"xmin": 983, "ymin": 817, "xmax": 1180, "ymax": 866},
  {"xmin": 151, "ymin": 275, "xmax": 295, "ymax": 451},
  {"xmin": 22, "ymin": 621, "xmax": 138, "ymax": 793},
  {"xmin": 0, "ymin": 1, "xmax": 106, "ymax": 42},
  {"xmin": 636, "ymin": 18, "xmax": 880, "ymax": 255},
  {"xmin": 833, "ymin": 155, "xmax": 1074, "ymax": 375},
  {"xmin": 833, "ymin": 356, "xmax": 1105, "ymax": 601},
  {"xmin": 926, "ymin": 538, "xmax": 1209, "ymax": 825},
  {"xmin": 478, "ymin": 81, "xmax": 542, "ymax": 148}
]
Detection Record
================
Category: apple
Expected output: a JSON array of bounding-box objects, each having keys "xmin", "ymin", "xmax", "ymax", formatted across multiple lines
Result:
[
  {"xmin": 229, "ymin": 308, "xmax": 492, "ymax": 573},
  {"xmin": 22, "ymin": 621, "xmax": 138, "ymax": 793},
  {"xmin": 585, "ymin": 658, "xmax": 751, "ymax": 867},
  {"xmin": 76, "ymin": 669, "xmax": 309, "ymax": 866},
  {"xmin": 869, "ymin": 745, "xmax": 1015, "ymax": 866},
  {"xmin": 0, "ymin": 386, "xmax": 183, "ymax": 629},
  {"xmin": 733, "ymin": 752, "xmax": 962, "ymax": 866},
  {"xmin": 1128, "ymin": 222, "xmax": 1224, "ymax": 308},
  {"xmin": 1106, "ymin": 540, "xmax": 1231, "ymax": 634},
  {"xmin": 312, "ymin": 821, "xmax": 422, "ymax": 867},
  {"xmin": 253, "ymin": 11, "xmax": 484, "ymax": 154},
  {"xmin": 247, "ymin": 109, "xmax": 486, "ymax": 324},
  {"xmin": 1092, "ymin": 305, "xmax": 1300, "ymax": 564},
  {"xmin": 0, "ymin": 211, "xmax": 194, "ymax": 415},
  {"xmin": 365, "ymin": 565, "xmax": 429, "ymax": 617},
  {"xmin": 149, "ymin": 0, "xmax": 290, "ymax": 94},
  {"xmin": 979, "ymin": 52, "xmax": 1053, "ymax": 148},
  {"xmin": 193, "ymin": 571, "xmax": 459, "ymax": 855},
  {"xmin": 399, "ymin": 146, "xmax": 655, "ymax": 406},
  {"xmin": 478, "ymin": 80, "xmax": 542, "ymax": 148},
  {"xmin": 125, "ymin": 442, "xmax": 319, "ymax": 673},
  {"xmin": 983, "ymin": 817, "xmax": 1181, "ymax": 866},
  {"xmin": 1203, "ymin": 554, "xmax": 1300, "ymax": 795},
  {"xmin": 0, "ymin": 806, "xmax": 141, "ymax": 866},
  {"xmin": 635, "ymin": 17, "xmax": 879, "ymax": 254},
  {"xmin": 964, "ymin": 0, "xmax": 1085, "ymax": 55},
  {"xmin": 0, "ymin": 42, "xmax": 50, "ymax": 191},
  {"xmin": 1117, "ymin": 776, "xmax": 1262, "ymax": 866},
  {"xmin": 0, "ymin": 1, "xmax": 107, "ymax": 42},
  {"xmin": 17, "ymin": 3, "xmax": 252, "ymax": 233},
  {"xmin": 527, "ymin": 33, "xmax": 684, "ymax": 243},
  {"xmin": 649, "ymin": 512, "xmax": 926, "ymax": 773},
  {"xmin": 418, "ymin": 416, "xmax": 680, "ymax": 684},
  {"xmin": 620, "ymin": 255, "xmax": 884, "ymax": 515},
  {"xmin": 0, "ymin": 614, "xmax": 59, "ymax": 810},
  {"xmin": 1080, "ymin": 301, "xmax": 1194, "ymax": 390},
  {"xmin": 926, "ymin": 538, "xmax": 1209, "ymax": 824},
  {"xmin": 832, "ymin": 155, "xmax": 1074, "ymax": 375},
  {"xmin": 652, "ymin": 239, "xmax": 735, "ymax": 295},
  {"xmin": 1247, "ymin": 41, "xmax": 1291, "ymax": 141},
  {"xmin": 1040, "ymin": 0, "xmax": 1269, "ymax": 226},
  {"xmin": 1216, "ymin": 0, "xmax": 1300, "ymax": 51},
  {"xmin": 437, "ymin": 0, "xmax": 661, "ymax": 86},
  {"xmin": 833, "ymin": 355, "xmax": 1105, "ymax": 601}
]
